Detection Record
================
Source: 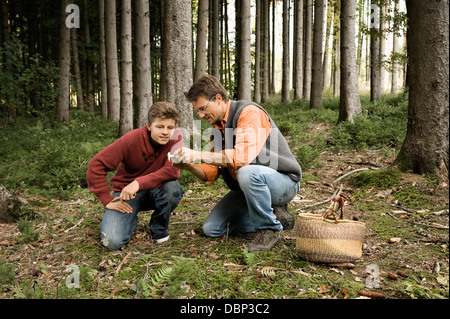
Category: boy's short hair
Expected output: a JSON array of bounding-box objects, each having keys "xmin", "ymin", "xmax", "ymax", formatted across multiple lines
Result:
[
  {"xmin": 184, "ymin": 74, "xmax": 229, "ymax": 103},
  {"xmin": 147, "ymin": 102, "xmax": 179, "ymax": 125}
]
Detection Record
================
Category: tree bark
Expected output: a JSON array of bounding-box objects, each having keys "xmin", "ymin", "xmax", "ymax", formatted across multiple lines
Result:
[
  {"xmin": 310, "ymin": 0, "xmax": 325, "ymax": 109},
  {"xmin": 395, "ymin": 0, "xmax": 449, "ymax": 179},
  {"xmin": 119, "ymin": 0, "xmax": 133, "ymax": 137},
  {"xmin": 194, "ymin": 0, "xmax": 208, "ymax": 83},
  {"xmin": 293, "ymin": 0, "xmax": 303, "ymax": 100},
  {"xmin": 237, "ymin": 0, "xmax": 251, "ymax": 100},
  {"xmin": 210, "ymin": 0, "xmax": 219, "ymax": 78},
  {"xmin": 391, "ymin": 1, "xmax": 400, "ymax": 94},
  {"xmin": 282, "ymin": 0, "xmax": 290, "ymax": 102},
  {"xmin": 55, "ymin": 0, "xmax": 71, "ymax": 123},
  {"xmin": 105, "ymin": 0, "xmax": 120, "ymax": 122},
  {"xmin": 134, "ymin": 0, "xmax": 152, "ymax": 128},
  {"xmin": 98, "ymin": 0, "xmax": 108, "ymax": 119},
  {"xmin": 370, "ymin": 1, "xmax": 381, "ymax": 101},
  {"xmin": 160, "ymin": 0, "xmax": 193, "ymax": 132},
  {"xmin": 254, "ymin": 0, "xmax": 261, "ymax": 103},
  {"xmin": 71, "ymin": 28, "xmax": 84, "ymax": 111},
  {"xmin": 303, "ymin": 0, "xmax": 312, "ymax": 100},
  {"xmin": 339, "ymin": 0, "xmax": 362, "ymax": 123}
]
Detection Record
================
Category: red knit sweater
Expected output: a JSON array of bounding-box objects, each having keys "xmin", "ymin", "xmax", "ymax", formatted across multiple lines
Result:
[{"xmin": 86, "ymin": 126, "xmax": 183, "ymax": 206}]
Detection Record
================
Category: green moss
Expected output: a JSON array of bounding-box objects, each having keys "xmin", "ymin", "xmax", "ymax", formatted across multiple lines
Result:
[{"xmin": 352, "ymin": 167, "xmax": 402, "ymax": 189}]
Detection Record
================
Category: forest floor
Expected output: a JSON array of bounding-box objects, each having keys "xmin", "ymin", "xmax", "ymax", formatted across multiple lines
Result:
[{"xmin": 0, "ymin": 94, "xmax": 448, "ymax": 301}]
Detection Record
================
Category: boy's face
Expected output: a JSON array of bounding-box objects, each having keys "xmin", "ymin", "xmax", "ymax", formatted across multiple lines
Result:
[{"xmin": 146, "ymin": 118, "xmax": 176, "ymax": 145}]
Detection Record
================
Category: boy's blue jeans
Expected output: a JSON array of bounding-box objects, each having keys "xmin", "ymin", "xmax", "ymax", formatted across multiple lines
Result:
[
  {"xmin": 203, "ymin": 165, "xmax": 300, "ymax": 237},
  {"xmin": 100, "ymin": 181, "xmax": 184, "ymax": 250}
]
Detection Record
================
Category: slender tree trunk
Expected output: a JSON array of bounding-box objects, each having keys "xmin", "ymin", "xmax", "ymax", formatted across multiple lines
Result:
[
  {"xmin": 322, "ymin": 1, "xmax": 332, "ymax": 90},
  {"xmin": 119, "ymin": 0, "xmax": 133, "ymax": 137},
  {"xmin": 134, "ymin": 0, "xmax": 152, "ymax": 128},
  {"xmin": 82, "ymin": 0, "xmax": 94, "ymax": 114},
  {"xmin": 210, "ymin": 0, "xmax": 219, "ymax": 78},
  {"xmin": 195, "ymin": 0, "xmax": 208, "ymax": 83},
  {"xmin": 105, "ymin": 0, "xmax": 120, "ymax": 121},
  {"xmin": 254, "ymin": 0, "xmax": 261, "ymax": 103},
  {"xmin": 379, "ymin": 4, "xmax": 387, "ymax": 94},
  {"xmin": 160, "ymin": 0, "xmax": 193, "ymax": 132},
  {"xmin": 339, "ymin": 0, "xmax": 362, "ymax": 123},
  {"xmin": 370, "ymin": 1, "xmax": 381, "ymax": 101},
  {"xmin": 303, "ymin": 0, "xmax": 312, "ymax": 99},
  {"xmin": 282, "ymin": 0, "xmax": 290, "ymax": 102},
  {"xmin": 395, "ymin": 0, "xmax": 449, "ymax": 179},
  {"xmin": 98, "ymin": 0, "xmax": 108, "ymax": 119},
  {"xmin": 71, "ymin": 28, "xmax": 84, "ymax": 111},
  {"xmin": 310, "ymin": 0, "xmax": 325, "ymax": 109},
  {"xmin": 55, "ymin": 0, "xmax": 71, "ymax": 122},
  {"xmin": 391, "ymin": 1, "xmax": 399, "ymax": 94},
  {"xmin": 293, "ymin": 0, "xmax": 303, "ymax": 100},
  {"xmin": 237, "ymin": 0, "xmax": 251, "ymax": 100},
  {"xmin": 261, "ymin": 0, "xmax": 270, "ymax": 102}
]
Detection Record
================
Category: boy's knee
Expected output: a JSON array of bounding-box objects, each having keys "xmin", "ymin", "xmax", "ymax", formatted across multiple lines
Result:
[{"xmin": 100, "ymin": 232, "xmax": 129, "ymax": 251}]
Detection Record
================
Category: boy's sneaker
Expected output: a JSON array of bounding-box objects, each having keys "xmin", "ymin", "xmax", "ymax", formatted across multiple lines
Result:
[
  {"xmin": 247, "ymin": 229, "xmax": 281, "ymax": 253},
  {"xmin": 274, "ymin": 204, "xmax": 295, "ymax": 230},
  {"xmin": 154, "ymin": 235, "xmax": 170, "ymax": 243}
]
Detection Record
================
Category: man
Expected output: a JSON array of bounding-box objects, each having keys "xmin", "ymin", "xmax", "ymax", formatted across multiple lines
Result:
[
  {"xmin": 174, "ymin": 75, "xmax": 301, "ymax": 252},
  {"xmin": 87, "ymin": 102, "xmax": 184, "ymax": 250}
]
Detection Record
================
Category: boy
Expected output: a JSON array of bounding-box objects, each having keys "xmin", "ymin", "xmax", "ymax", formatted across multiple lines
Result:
[{"xmin": 87, "ymin": 102, "xmax": 184, "ymax": 250}]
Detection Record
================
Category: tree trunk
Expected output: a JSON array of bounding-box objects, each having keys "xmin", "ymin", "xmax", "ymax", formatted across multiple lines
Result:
[
  {"xmin": 71, "ymin": 28, "xmax": 84, "ymax": 111},
  {"xmin": 55, "ymin": 0, "xmax": 71, "ymax": 123},
  {"xmin": 293, "ymin": 0, "xmax": 303, "ymax": 100},
  {"xmin": 254, "ymin": 0, "xmax": 261, "ymax": 103},
  {"xmin": 310, "ymin": 0, "xmax": 325, "ymax": 109},
  {"xmin": 119, "ymin": 0, "xmax": 133, "ymax": 137},
  {"xmin": 82, "ymin": 0, "xmax": 94, "ymax": 114},
  {"xmin": 98, "ymin": 0, "xmax": 108, "ymax": 119},
  {"xmin": 339, "ymin": 0, "xmax": 362, "ymax": 123},
  {"xmin": 105, "ymin": 0, "xmax": 120, "ymax": 122},
  {"xmin": 303, "ymin": 0, "xmax": 312, "ymax": 100},
  {"xmin": 194, "ymin": 0, "xmax": 208, "ymax": 83},
  {"xmin": 261, "ymin": 0, "xmax": 270, "ymax": 102},
  {"xmin": 395, "ymin": 0, "xmax": 449, "ymax": 179},
  {"xmin": 237, "ymin": 0, "xmax": 251, "ymax": 100},
  {"xmin": 210, "ymin": 0, "xmax": 219, "ymax": 78},
  {"xmin": 134, "ymin": 0, "xmax": 152, "ymax": 128},
  {"xmin": 391, "ymin": 1, "xmax": 400, "ymax": 94},
  {"xmin": 281, "ymin": 0, "xmax": 290, "ymax": 102},
  {"xmin": 160, "ymin": 0, "xmax": 193, "ymax": 132},
  {"xmin": 322, "ymin": 2, "xmax": 332, "ymax": 90},
  {"xmin": 370, "ymin": 1, "xmax": 381, "ymax": 101}
]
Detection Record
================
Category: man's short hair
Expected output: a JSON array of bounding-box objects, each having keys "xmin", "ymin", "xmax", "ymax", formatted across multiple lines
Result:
[
  {"xmin": 184, "ymin": 74, "xmax": 229, "ymax": 103},
  {"xmin": 147, "ymin": 101, "xmax": 179, "ymax": 125}
]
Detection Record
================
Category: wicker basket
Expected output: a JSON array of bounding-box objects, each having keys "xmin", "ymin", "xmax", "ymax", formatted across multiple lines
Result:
[{"xmin": 294, "ymin": 213, "xmax": 366, "ymax": 263}]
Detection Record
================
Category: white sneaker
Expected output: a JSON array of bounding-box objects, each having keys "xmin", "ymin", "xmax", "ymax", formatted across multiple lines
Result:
[{"xmin": 154, "ymin": 235, "xmax": 170, "ymax": 243}]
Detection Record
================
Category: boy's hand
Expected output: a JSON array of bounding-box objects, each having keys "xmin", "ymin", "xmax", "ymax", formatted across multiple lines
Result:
[
  {"xmin": 120, "ymin": 180, "xmax": 139, "ymax": 201},
  {"xmin": 105, "ymin": 197, "xmax": 133, "ymax": 214}
]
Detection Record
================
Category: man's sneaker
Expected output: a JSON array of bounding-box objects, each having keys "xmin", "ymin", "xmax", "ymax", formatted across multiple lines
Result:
[
  {"xmin": 247, "ymin": 229, "xmax": 281, "ymax": 253},
  {"xmin": 274, "ymin": 204, "xmax": 295, "ymax": 230},
  {"xmin": 154, "ymin": 235, "xmax": 170, "ymax": 244}
]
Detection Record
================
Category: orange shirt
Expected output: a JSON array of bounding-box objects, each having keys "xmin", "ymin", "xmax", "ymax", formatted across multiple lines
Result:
[{"xmin": 198, "ymin": 102, "xmax": 272, "ymax": 184}]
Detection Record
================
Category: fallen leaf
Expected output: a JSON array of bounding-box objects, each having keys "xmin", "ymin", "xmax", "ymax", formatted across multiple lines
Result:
[
  {"xmin": 387, "ymin": 237, "xmax": 401, "ymax": 243},
  {"xmin": 358, "ymin": 290, "xmax": 385, "ymax": 298},
  {"xmin": 341, "ymin": 287, "xmax": 348, "ymax": 299},
  {"xmin": 318, "ymin": 285, "xmax": 330, "ymax": 294}
]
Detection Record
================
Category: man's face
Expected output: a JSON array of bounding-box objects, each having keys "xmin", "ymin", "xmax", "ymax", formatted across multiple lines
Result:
[
  {"xmin": 192, "ymin": 94, "xmax": 225, "ymax": 126},
  {"xmin": 147, "ymin": 118, "xmax": 176, "ymax": 145}
]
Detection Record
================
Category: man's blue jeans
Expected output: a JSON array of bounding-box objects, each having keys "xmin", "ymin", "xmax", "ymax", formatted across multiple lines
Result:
[
  {"xmin": 203, "ymin": 165, "xmax": 300, "ymax": 237},
  {"xmin": 100, "ymin": 181, "xmax": 184, "ymax": 250}
]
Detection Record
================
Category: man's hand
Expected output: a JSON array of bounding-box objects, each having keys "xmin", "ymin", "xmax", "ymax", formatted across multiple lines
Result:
[{"xmin": 173, "ymin": 147, "xmax": 201, "ymax": 164}]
